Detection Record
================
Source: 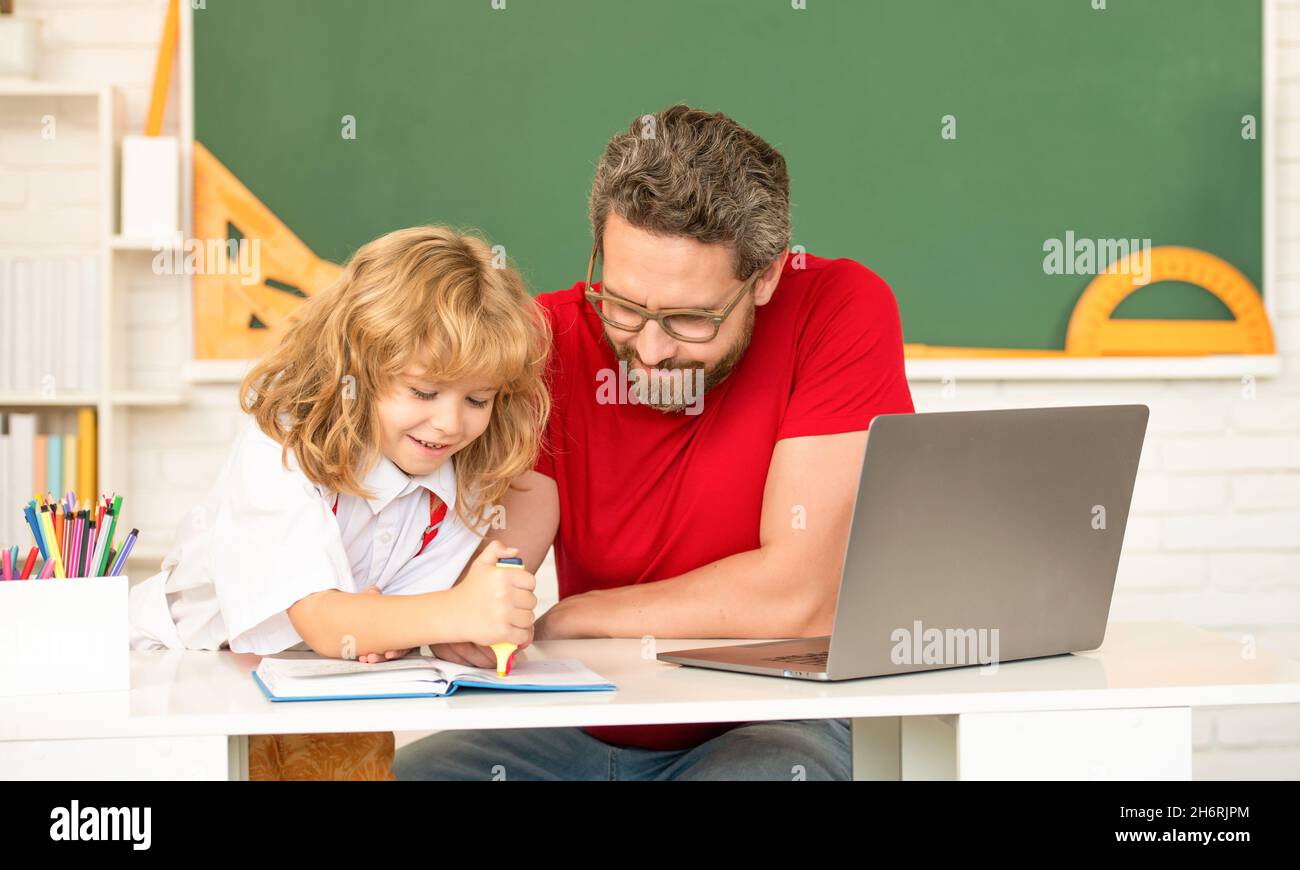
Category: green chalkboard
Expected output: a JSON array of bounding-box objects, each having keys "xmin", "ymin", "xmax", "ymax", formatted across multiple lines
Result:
[{"xmin": 194, "ymin": 0, "xmax": 1263, "ymax": 352}]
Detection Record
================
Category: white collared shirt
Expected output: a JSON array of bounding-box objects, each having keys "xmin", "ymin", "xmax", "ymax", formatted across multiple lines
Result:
[{"xmin": 128, "ymin": 419, "xmax": 482, "ymax": 654}]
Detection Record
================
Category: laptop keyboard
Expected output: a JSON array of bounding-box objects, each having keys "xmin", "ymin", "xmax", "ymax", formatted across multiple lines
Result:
[{"xmin": 761, "ymin": 651, "xmax": 828, "ymax": 667}]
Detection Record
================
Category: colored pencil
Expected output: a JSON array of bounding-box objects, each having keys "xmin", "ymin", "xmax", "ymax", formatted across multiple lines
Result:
[
  {"xmin": 107, "ymin": 529, "xmax": 139, "ymax": 577},
  {"xmin": 19, "ymin": 548, "xmax": 38, "ymax": 580}
]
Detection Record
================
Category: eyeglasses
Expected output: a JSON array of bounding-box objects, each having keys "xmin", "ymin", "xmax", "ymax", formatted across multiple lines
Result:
[{"xmin": 583, "ymin": 242, "xmax": 758, "ymax": 343}]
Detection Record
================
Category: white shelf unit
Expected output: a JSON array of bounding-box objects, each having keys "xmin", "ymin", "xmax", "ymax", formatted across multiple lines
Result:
[{"xmin": 0, "ymin": 83, "xmax": 191, "ymax": 568}]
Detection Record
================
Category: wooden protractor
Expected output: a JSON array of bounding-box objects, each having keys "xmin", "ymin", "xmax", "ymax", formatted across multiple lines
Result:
[
  {"xmin": 192, "ymin": 141, "xmax": 343, "ymax": 359},
  {"xmin": 1065, "ymin": 246, "xmax": 1273, "ymax": 356}
]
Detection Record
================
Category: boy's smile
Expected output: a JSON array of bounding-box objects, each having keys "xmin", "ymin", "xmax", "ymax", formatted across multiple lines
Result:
[
  {"xmin": 406, "ymin": 434, "xmax": 454, "ymax": 458},
  {"xmin": 376, "ymin": 366, "xmax": 497, "ymax": 476}
]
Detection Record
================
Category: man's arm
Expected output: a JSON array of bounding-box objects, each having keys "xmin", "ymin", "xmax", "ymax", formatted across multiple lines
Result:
[
  {"xmin": 449, "ymin": 471, "xmax": 558, "ymax": 584},
  {"xmin": 485, "ymin": 470, "xmax": 559, "ymax": 573},
  {"xmin": 535, "ymin": 429, "xmax": 868, "ymax": 640}
]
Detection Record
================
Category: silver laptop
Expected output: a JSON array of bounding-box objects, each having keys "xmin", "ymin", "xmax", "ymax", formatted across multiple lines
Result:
[{"xmin": 658, "ymin": 404, "xmax": 1149, "ymax": 680}]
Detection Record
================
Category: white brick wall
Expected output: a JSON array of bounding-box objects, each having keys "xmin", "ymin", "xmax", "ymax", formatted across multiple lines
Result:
[
  {"xmin": 0, "ymin": 92, "xmax": 99, "ymax": 251},
  {"xmin": 10, "ymin": 0, "xmax": 1299, "ymax": 777}
]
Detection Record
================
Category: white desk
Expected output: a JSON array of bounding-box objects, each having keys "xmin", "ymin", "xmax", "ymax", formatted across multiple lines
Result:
[{"xmin": 2, "ymin": 622, "xmax": 1298, "ymax": 780}]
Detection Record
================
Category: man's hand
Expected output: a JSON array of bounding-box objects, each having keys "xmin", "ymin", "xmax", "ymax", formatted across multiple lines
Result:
[
  {"xmin": 533, "ymin": 592, "xmax": 595, "ymax": 641},
  {"xmin": 428, "ymin": 641, "xmax": 498, "ymax": 669}
]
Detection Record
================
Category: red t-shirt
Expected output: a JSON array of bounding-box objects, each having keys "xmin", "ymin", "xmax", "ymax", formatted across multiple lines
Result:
[{"xmin": 533, "ymin": 252, "xmax": 914, "ymax": 750}]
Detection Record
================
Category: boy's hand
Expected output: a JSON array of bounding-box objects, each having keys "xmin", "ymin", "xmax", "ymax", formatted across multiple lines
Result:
[
  {"xmin": 355, "ymin": 586, "xmax": 414, "ymax": 663},
  {"xmin": 448, "ymin": 541, "xmax": 537, "ymax": 648}
]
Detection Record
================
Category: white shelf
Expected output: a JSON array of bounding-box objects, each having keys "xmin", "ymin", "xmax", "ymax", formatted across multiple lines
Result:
[
  {"xmin": 0, "ymin": 391, "xmax": 186, "ymax": 407},
  {"xmin": 0, "ymin": 83, "xmax": 192, "ymax": 575},
  {"xmin": 109, "ymin": 234, "xmax": 181, "ymax": 252},
  {"xmin": 904, "ymin": 355, "xmax": 1282, "ymax": 382},
  {"xmin": 0, "ymin": 393, "xmax": 100, "ymax": 407},
  {"xmin": 0, "ymin": 80, "xmax": 106, "ymax": 98}
]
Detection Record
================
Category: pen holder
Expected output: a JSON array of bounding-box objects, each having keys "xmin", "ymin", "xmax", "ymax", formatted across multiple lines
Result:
[{"xmin": 0, "ymin": 576, "xmax": 129, "ymax": 697}]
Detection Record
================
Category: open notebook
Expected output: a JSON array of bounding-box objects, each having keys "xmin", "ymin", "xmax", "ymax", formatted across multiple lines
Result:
[{"xmin": 252, "ymin": 651, "xmax": 616, "ymax": 702}]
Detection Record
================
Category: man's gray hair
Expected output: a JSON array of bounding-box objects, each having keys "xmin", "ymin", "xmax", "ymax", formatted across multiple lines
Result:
[{"xmin": 589, "ymin": 104, "xmax": 791, "ymax": 280}]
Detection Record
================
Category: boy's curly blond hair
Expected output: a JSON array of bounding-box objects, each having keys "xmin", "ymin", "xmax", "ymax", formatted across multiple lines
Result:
[{"xmin": 240, "ymin": 225, "xmax": 551, "ymax": 530}]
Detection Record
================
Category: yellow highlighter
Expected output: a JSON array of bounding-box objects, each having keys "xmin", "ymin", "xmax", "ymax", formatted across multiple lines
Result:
[
  {"xmin": 491, "ymin": 557, "xmax": 526, "ymax": 676},
  {"xmin": 39, "ymin": 504, "xmax": 65, "ymax": 579}
]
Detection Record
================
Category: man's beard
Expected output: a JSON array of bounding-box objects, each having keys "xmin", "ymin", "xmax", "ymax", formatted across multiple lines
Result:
[{"xmin": 604, "ymin": 300, "xmax": 755, "ymax": 414}]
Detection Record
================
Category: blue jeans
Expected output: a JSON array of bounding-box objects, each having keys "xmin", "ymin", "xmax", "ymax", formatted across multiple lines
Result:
[{"xmin": 393, "ymin": 718, "xmax": 851, "ymax": 781}]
